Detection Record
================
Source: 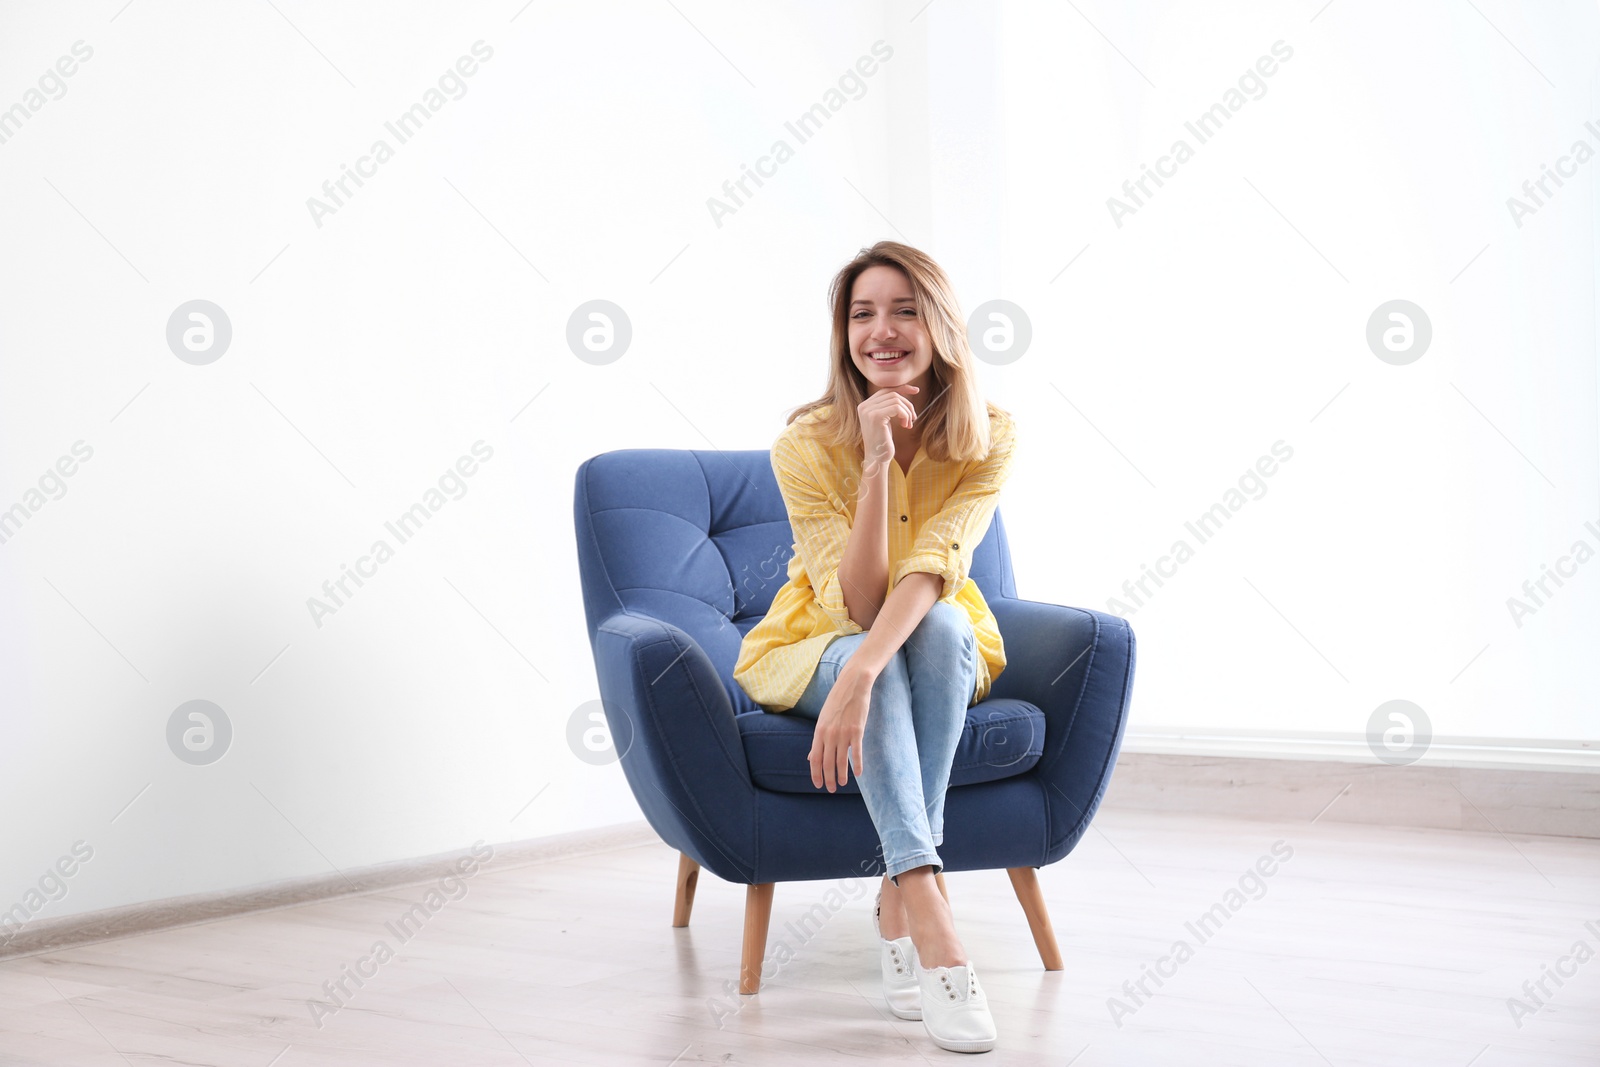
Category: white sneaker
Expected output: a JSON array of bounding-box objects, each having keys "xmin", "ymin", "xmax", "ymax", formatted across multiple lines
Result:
[
  {"xmin": 873, "ymin": 887, "xmax": 922, "ymax": 1020},
  {"xmin": 918, "ymin": 959, "xmax": 998, "ymax": 1053}
]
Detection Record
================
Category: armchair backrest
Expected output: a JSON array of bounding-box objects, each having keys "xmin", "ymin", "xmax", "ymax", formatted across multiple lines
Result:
[{"xmin": 574, "ymin": 448, "xmax": 1017, "ymax": 714}]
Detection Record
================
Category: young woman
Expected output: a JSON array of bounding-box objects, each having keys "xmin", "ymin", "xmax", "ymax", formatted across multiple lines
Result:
[{"xmin": 732, "ymin": 241, "xmax": 1017, "ymax": 1054}]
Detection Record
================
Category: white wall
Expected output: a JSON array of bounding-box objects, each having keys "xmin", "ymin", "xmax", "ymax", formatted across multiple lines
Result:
[
  {"xmin": 0, "ymin": 0, "xmax": 1594, "ymax": 926},
  {"xmin": 972, "ymin": 1, "xmax": 1600, "ymax": 746},
  {"xmin": 0, "ymin": 0, "xmax": 912, "ymax": 924}
]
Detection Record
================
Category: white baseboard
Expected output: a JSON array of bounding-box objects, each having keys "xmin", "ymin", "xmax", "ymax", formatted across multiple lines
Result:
[
  {"xmin": 1104, "ymin": 749, "xmax": 1600, "ymax": 839},
  {"xmin": 1121, "ymin": 729, "xmax": 1600, "ymax": 772},
  {"xmin": 0, "ymin": 820, "xmax": 659, "ymax": 962}
]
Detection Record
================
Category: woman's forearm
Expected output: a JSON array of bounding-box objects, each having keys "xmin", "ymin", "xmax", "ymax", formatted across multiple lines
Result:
[
  {"xmin": 837, "ymin": 459, "xmax": 890, "ymax": 629},
  {"xmin": 841, "ymin": 571, "xmax": 941, "ymax": 680}
]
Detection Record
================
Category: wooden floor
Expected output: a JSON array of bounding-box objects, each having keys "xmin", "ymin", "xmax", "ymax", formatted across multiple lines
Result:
[{"xmin": 2, "ymin": 808, "xmax": 1597, "ymax": 1065}]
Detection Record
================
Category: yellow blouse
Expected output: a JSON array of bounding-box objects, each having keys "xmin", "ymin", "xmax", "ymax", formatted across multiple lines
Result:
[{"xmin": 733, "ymin": 402, "xmax": 1018, "ymax": 713}]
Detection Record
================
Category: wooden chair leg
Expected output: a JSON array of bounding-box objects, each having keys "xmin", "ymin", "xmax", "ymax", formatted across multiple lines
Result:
[
  {"xmin": 673, "ymin": 853, "xmax": 700, "ymax": 927},
  {"xmin": 740, "ymin": 882, "xmax": 775, "ymax": 994},
  {"xmin": 1007, "ymin": 866, "xmax": 1063, "ymax": 970}
]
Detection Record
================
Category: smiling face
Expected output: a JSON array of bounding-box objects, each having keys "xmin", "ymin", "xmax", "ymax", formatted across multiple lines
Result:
[{"xmin": 847, "ymin": 264, "xmax": 935, "ymax": 405}]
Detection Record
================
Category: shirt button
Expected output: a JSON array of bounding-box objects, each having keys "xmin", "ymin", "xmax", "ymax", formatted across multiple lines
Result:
[
  {"xmin": 951, "ymin": 542, "xmax": 959, "ymax": 549},
  {"xmin": 900, "ymin": 515, "xmax": 908, "ymax": 522}
]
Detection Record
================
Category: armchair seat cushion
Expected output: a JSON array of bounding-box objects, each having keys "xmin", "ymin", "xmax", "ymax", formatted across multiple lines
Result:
[{"xmin": 736, "ymin": 697, "xmax": 1046, "ymax": 795}]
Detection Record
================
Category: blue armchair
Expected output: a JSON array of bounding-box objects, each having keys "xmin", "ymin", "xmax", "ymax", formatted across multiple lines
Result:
[{"xmin": 574, "ymin": 447, "xmax": 1137, "ymax": 994}]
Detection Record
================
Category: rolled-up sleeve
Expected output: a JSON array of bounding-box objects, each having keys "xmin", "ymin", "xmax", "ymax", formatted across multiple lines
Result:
[
  {"xmin": 772, "ymin": 433, "xmax": 865, "ymax": 635},
  {"xmin": 891, "ymin": 414, "xmax": 1018, "ymax": 603}
]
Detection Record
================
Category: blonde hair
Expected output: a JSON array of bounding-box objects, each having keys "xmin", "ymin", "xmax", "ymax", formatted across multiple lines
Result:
[{"xmin": 786, "ymin": 240, "xmax": 1005, "ymax": 464}]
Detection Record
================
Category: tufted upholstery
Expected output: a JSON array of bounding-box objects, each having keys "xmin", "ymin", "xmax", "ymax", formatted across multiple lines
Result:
[{"xmin": 575, "ymin": 447, "xmax": 1136, "ymax": 886}]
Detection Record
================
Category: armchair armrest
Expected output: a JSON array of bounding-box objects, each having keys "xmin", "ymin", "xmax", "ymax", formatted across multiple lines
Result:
[
  {"xmin": 593, "ymin": 611, "xmax": 758, "ymax": 883},
  {"xmin": 987, "ymin": 597, "xmax": 1137, "ymax": 860}
]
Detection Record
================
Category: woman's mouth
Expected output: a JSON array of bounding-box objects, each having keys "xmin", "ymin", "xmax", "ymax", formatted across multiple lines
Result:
[{"xmin": 868, "ymin": 350, "xmax": 907, "ymax": 366}]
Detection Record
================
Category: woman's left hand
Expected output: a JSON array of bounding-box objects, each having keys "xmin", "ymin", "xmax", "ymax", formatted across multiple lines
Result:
[{"xmin": 807, "ymin": 664, "xmax": 874, "ymax": 792}]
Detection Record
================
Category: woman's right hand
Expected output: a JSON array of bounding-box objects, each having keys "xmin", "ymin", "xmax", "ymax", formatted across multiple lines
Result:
[{"xmin": 857, "ymin": 385, "xmax": 919, "ymax": 475}]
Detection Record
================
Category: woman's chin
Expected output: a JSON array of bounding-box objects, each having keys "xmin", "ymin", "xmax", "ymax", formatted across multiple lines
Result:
[{"xmin": 862, "ymin": 364, "xmax": 914, "ymax": 382}]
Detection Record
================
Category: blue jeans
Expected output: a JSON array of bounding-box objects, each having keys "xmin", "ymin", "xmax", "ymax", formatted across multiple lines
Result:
[{"xmin": 785, "ymin": 600, "xmax": 979, "ymax": 886}]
